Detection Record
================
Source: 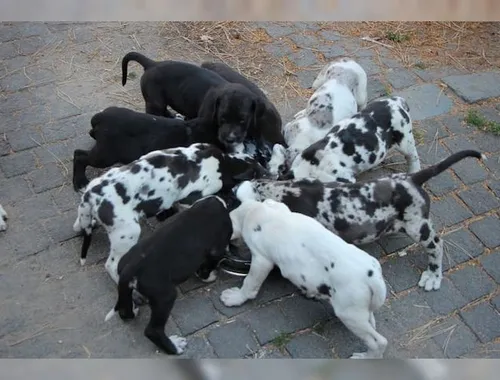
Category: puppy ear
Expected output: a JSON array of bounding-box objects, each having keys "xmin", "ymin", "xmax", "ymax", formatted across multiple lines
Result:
[
  {"xmin": 252, "ymin": 97, "xmax": 266, "ymax": 118},
  {"xmin": 198, "ymin": 88, "xmax": 220, "ymax": 127}
]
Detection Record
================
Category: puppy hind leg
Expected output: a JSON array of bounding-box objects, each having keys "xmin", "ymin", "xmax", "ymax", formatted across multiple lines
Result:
[
  {"xmin": 369, "ymin": 312, "xmax": 376, "ymax": 329},
  {"xmin": 116, "ymin": 278, "xmax": 138, "ymax": 321},
  {"xmin": 105, "ymin": 223, "xmax": 141, "ymax": 284},
  {"xmin": 335, "ymin": 307, "xmax": 387, "ymax": 359},
  {"xmin": 406, "ymin": 220, "xmax": 443, "ymax": 291},
  {"xmin": 394, "ymin": 124, "xmax": 421, "ymax": 173},
  {"xmin": 144, "ymin": 288, "xmax": 186, "ymax": 355},
  {"xmin": 220, "ymin": 253, "xmax": 274, "ymax": 307}
]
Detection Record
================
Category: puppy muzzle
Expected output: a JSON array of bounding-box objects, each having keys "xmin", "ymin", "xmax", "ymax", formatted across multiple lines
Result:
[{"xmin": 219, "ymin": 126, "xmax": 245, "ymax": 147}]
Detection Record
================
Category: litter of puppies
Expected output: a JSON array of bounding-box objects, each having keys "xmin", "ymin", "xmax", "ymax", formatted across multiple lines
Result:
[{"xmin": 2, "ymin": 50, "xmax": 489, "ymax": 359}]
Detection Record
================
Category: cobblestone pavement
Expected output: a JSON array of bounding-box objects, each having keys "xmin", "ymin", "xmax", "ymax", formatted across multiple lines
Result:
[{"xmin": 0, "ymin": 22, "xmax": 499, "ymax": 359}]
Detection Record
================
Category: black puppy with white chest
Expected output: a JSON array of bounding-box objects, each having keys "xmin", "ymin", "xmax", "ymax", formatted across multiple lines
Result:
[
  {"xmin": 104, "ymin": 195, "xmax": 233, "ymax": 355},
  {"xmin": 197, "ymin": 81, "xmax": 286, "ymax": 167},
  {"xmin": 201, "ymin": 61, "xmax": 283, "ymax": 145}
]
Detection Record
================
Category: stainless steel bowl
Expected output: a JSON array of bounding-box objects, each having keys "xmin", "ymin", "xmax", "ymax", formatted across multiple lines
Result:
[{"xmin": 218, "ymin": 256, "xmax": 251, "ymax": 277}]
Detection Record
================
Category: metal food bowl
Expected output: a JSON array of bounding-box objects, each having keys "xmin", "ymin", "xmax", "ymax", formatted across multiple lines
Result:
[{"xmin": 218, "ymin": 243, "xmax": 251, "ymax": 277}]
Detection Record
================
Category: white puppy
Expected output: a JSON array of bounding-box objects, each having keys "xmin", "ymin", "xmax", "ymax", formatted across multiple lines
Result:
[
  {"xmin": 281, "ymin": 58, "xmax": 368, "ymax": 167},
  {"xmin": 221, "ymin": 197, "xmax": 388, "ymax": 359},
  {"xmin": 0, "ymin": 204, "xmax": 7, "ymax": 231}
]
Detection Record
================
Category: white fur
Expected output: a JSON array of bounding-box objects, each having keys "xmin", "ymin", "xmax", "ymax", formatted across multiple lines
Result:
[
  {"xmin": 0, "ymin": 204, "xmax": 7, "ymax": 232},
  {"xmin": 281, "ymin": 58, "xmax": 368, "ymax": 166},
  {"xmin": 223, "ymin": 198, "xmax": 388, "ymax": 359},
  {"xmin": 168, "ymin": 335, "xmax": 188, "ymax": 354}
]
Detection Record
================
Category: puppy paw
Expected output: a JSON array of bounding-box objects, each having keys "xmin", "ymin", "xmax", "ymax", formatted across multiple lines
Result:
[
  {"xmin": 350, "ymin": 351, "xmax": 382, "ymax": 359},
  {"xmin": 349, "ymin": 352, "xmax": 368, "ymax": 359},
  {"xmin": 418, "ymin": 270, "xmax": 442, "ymax": 291},
  {"xmin": 200, "ymin": 270, "xmax": 218, "ymax": 283},
  {"xmin": 169, "ymin": 335, "xmax": 187, "ymax": 354},
  {"xmin": 220, "ymin": 287, "xmax": 247, "ymax": 307}
]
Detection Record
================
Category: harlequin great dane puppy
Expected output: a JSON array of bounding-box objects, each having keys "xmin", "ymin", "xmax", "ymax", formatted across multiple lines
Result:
[{"xmin": 235, "ymin": 150, "xmax": 485, "ymax": 291}]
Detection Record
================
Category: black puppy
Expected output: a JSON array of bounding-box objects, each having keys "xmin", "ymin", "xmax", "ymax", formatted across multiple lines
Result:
[
  {"xmin": 197, "ymin": 82, "xmax": 286, "ymax": 168},
  {"xmin": 104, "ymin": 195, "xmax": 233, "ymax": 355},
  {"xmin": 72, "ymin": 106, "xmax": 219, "ymax": 191},
  {"xmin": 201, "ymin": 61, "xmax": 283, "ymax": 145},
  {"xmin": 122, "ymin": 53, "xmax": 286, "ymax": 158},
  {"xmin": 122, "ymin": 52, "xmax": 227, "ymax": 118}
]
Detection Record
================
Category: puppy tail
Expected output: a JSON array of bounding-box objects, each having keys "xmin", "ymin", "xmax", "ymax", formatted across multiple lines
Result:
[
  {"xmin": 368, "ymin": 266, "xmax": 387, "ymax": 312},
  {"xmin": 411, "ymin": 150, "xmax": 485, "ymax": 187},
  {"xmin": 121, "ymin": 51, "xmax": 156, "ymax": 86},
  {"xmin": 79, "ymin": 230, "xmax": 92, "ymax": 266}
]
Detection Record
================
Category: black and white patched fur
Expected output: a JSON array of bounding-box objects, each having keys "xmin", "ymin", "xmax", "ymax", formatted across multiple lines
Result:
[
  {"xmin": 282, "ymin": 58, "xmax": 368, "ymax": 166},
  {"xmin": 278, "ymin": 96, "xmax": 421, "ymax": 183},
  {"xmin": 72, "ymin": 143, "xmax": 271, "ymax": 283},
  {"xmin": 104, "ymin": 195, "xmax": 232, "ymax": 355},
  {"xmin": 0, "ymin": 204, "xmax": 7, "ymax": 231},
  {"xmin": 224, "ymin": 198, "xmax": 387, "ymax": 359},
  {"xmin": 235, "ymin": 150, "xmax": 485, "ymax": 291}
]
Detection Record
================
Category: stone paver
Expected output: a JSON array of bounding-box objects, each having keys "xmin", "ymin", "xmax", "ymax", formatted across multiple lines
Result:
[
  {"xmin": 442, "ymin": 72, "xmax": 500, "ymax": 103},
  {"xmin": 0, "ymin": 21, "xmax": 499, "ymax": 359}
]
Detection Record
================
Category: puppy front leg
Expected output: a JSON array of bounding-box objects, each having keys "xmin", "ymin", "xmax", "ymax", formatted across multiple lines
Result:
[{"xmin": 220, "ymin": 254, "xmax": 274, "ymax": 307}]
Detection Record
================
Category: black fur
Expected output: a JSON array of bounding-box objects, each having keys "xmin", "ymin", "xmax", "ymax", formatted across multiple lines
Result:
[
  {"xmin": 72, "ymin": 107, "xmax": 220, "ymax": 191},
  {"xmin": 121, "ymin": 52, "xmax": 226, "ymax": 118},
  {"xmin": 110, "ymin": 196, "xmax": 232, "ymax": 354},
  {"xmin": 201, "ymin": 61, "xmax": 284, "ymax": 145}
]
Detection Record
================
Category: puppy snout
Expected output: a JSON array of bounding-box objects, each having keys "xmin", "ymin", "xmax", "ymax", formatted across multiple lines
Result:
[{"xmin": 225, "ymin": 134, "xmax": 237, "ymax": 143}]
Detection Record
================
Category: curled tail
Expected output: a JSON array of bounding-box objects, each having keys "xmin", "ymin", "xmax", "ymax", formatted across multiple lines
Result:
[
  {"xmin": 411, "ymin": 150, "xmax": 485, "ymax": 186},
  {"xmin": 121, "ymin": 51, "xmax": 156, "ymax": 86}
]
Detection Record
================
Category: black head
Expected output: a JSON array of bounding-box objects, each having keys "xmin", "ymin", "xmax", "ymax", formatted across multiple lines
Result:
[{"xmin": 201, "ymin": 83, "xmax": 265, "ymax": 148}]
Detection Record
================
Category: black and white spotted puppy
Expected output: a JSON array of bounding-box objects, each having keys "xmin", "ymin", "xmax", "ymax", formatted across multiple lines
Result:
[
  {"xmin": 282, "ymin": 58, "xmax": 368, "ymax": 166},
  {"xmin": 235, "ymin": 150, "xmax": 485, "ymax": 291},
  {"xmin": 0, "ymin": 204, "xmax": 7, "ymax": 231},
  {"xmin": 72, "ymin": 143, "xmax": 271, "ymax": 284},
  {"xmin": 280, "ymin": 96, "xmax": 421, "ymax": 183},
  {"xmin": 224, "ymin": 198, "xmax": 387, "ymax": 358}
]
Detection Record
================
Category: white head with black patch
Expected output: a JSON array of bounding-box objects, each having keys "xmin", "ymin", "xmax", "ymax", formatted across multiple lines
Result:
[{"xmin": 234, "ymin": 181, "xmax": 260, "ymax": 202}]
